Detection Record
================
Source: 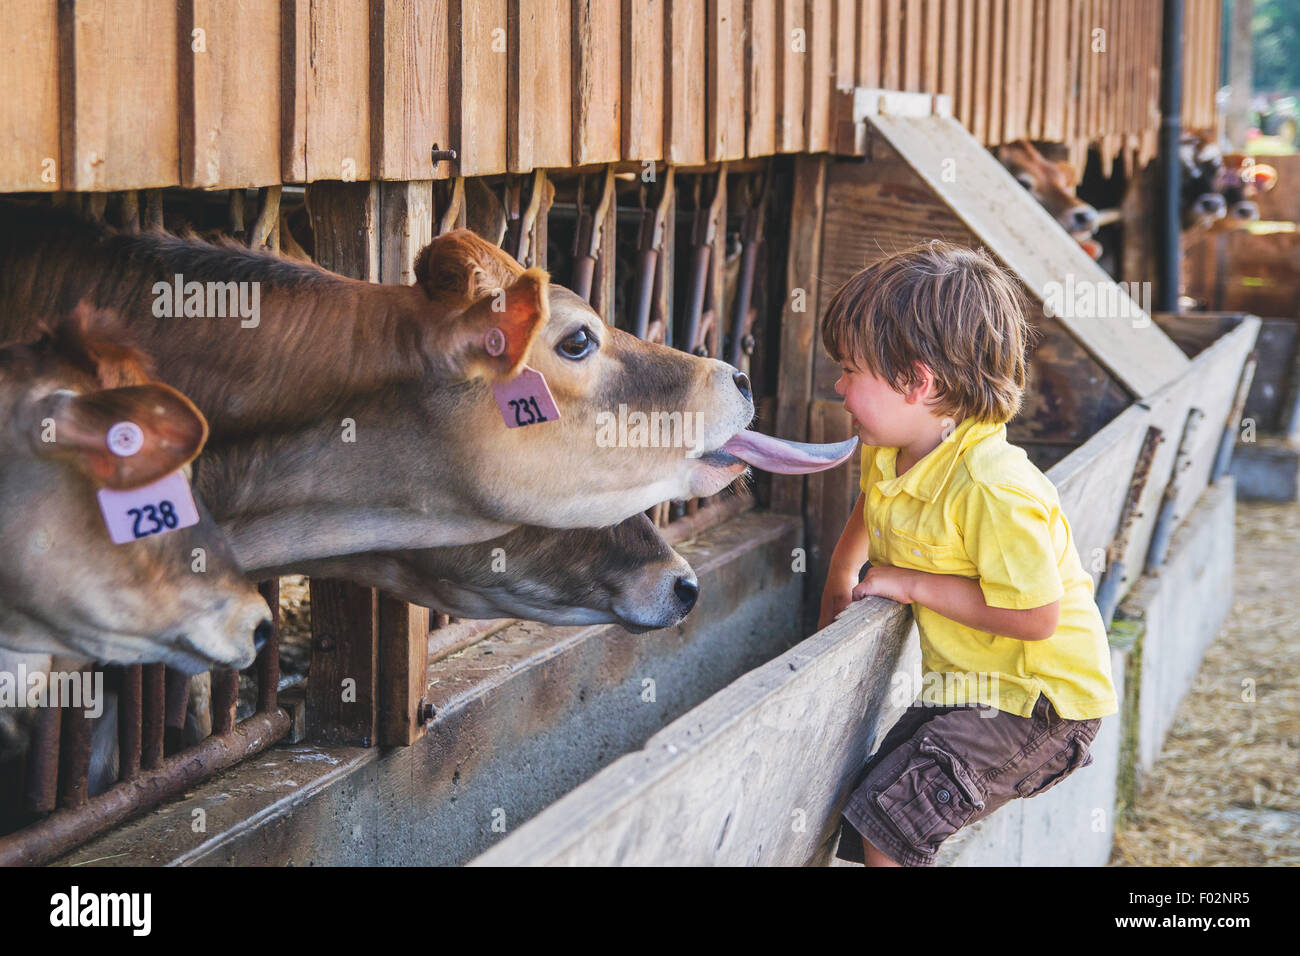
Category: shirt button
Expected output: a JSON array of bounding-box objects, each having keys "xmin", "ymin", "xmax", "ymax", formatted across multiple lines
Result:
[
  {"xmin": 936, "ymin": 788, "xmax": 951, "ymax": 804},
  {"xmin": 912, "ymin": 548, "xmax": 922, "ymax": 556},
  {"xmin": 873, "ymin": 528, "xmax": 881, "ymax": 537}
]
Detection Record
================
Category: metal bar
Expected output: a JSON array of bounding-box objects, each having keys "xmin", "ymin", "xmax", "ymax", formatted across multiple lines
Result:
[
  {"xmin": 1212, "ymin": 352, "xmax": 1257, "ymax": 483},
  {"xmin": 24, "ymin": 704, "xmax": 61, "ymax": 815},
  {"xmin": 57, "ymin": 694, "xmax": 93, "ymax": 811},
  {"xmin": 1156, "ymin": 0, "xmax": 1183, "ymax": 312},
  {"xmin": 118, "ymin": 664, "xmax": 142, "ymax": 782},
  {"xmin": 0, "ymin": 709, "xmax": 290, "ymax": 868},
  {"xmin": 141, "ymin": 663, "xmax": 165, "ymax": 770},
  {"xmin": 1096, "ymin": 426, "xmax": 1164, "ymax": 627},
  {"xmin": 1145, "ymin": 406, "xmax": 1206, "ymax": 576},
  {"xmin": 163, "ymin": 667, "xmax": 190, "ymax": 755},
  {"xmin": 211, "ymin": 668, "xmax": 239, "ymax": 736},
  {"xmin": 257, "ymin": 579, "xmax": 281, "ymax": 714}
]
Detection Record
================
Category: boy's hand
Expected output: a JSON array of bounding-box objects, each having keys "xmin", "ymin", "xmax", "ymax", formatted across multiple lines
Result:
[{"xmin": 851, "ymin": 565, "xmax": 915, "ymax": 605}]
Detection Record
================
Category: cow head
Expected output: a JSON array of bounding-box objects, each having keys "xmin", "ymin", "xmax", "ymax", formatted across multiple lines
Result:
[
  {"xmin": 997, "ymin": 139, "xmax": 1101, "ymax": 239},
  {"xmin": 400, "ymin": 230, "xmax": 755, "ymax": 534},
  {"xmin": 1212, "ymin": 153, "xmax": 1279, "ymax": 231},
  {"xmin": 290, "ymin": 512, "xmax": 701, "ymax": 633},
  {"xmin": 0, "ymin": 306, "xmax": 270, "ymax": 672}
]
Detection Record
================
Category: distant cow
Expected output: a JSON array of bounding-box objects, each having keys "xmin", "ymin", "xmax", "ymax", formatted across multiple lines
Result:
[
  {"xmin": 1180, "ymin": 130, "xmax": 1279, "ymax": 234},
  {"xmin": 997, "ymin": 139, "xmax": 1102, "ymax": 257}
]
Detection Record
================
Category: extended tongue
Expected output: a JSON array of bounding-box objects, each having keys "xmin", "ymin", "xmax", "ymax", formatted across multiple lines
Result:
[{"xmin": 719, "ymin": 431, "xmax": 859, "ymax": 475}]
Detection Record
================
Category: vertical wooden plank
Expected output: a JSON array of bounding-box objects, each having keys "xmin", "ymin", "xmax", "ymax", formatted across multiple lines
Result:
[
  {"xmin": 666, "ymin": 0, "xmax": 707, "ymax": 164},
  {"xmin": 937, "ymin": 0, "xmax": 958, "ymax": 103},
  {"xmin": 623, "ymin": 0, "xmax": 665, "ymax": 160},
  {"xmin": 971, "ymin": 0, "xmax": 988, "ymax": 142},
  {"xmin": 747, "ymin": 0, "xmax": 777, "ymax": 158},
  {"xmin": 380, "ymin": 180, "xmax": 435, "ymax": 284},
  {"xmin": 1043, "ymin": 0, "xmax": 1068, "ymax": 141},
  {"xmin": 772, "ymin": 153, "xmax": 827, "ymax": 517},
  {"xmin": 833, "ymin": 0, "xmax": 856, "ymax": 92},
  {"xmin": 0, "ymin": 0, "xmax": 59, "ymax": 191},
  {"xmin": 921, "ymin": 0, "xmax": 940, "ymax": 94},
  {"xmin": 453, "ymin": 0, "xmax": 509, "ymax": 176},
  {"xmin": 306, "ymin": 579, "xmax": 379, "ymax": 746},
  {"xmin": 62, "ymin": 0, "xmax": 179, "ymax": 190},
  {"xmin": 902, "ymin": 0, "xmax": 921, "ymax": 91},
  {"xmin": 881, "ymin": 0, "xmax": 901, "ymax": 90},
  {"xmin": 1027, "ymin": 0, "xmax": 1045, "ymax": 140},
  {"xmin": 1003, "ymin": 0, "xmax": 1029, "ymax": 142},
  {"xmin": 304, "ymin": 179, "xmax": 383, "ymax": 747},
  {"xmin": 956, "ymin": 0, "xmax": 974, "ymax": 130},
  {"xmin": 511, "ymin": 0, "xmax": 572, "ymax": 171},
  {"xmin": 573, "ymin": 0, "xmax": 621, "ymax": 165},
  {"xmin": 776, "ymin": 0, "xmax": 806, "ymax": 152},
  {"xmin": 806, "ymin": 0, "xmax": 834, "ymax": 153},
  {"xmin": 372, "ymin": 0, "xmax": 450, "ymax": 181},
  {"xmin": 377, "ymin": 594, "xmax": 430, "ymax": 746},
  {"xmin": 858, "ymin": 0, "xmax": 882, "ymax": 88},
  {"xmin": 986, "ymin": 0, "xmax": 1003, "ymax": 146},
  {"xmin": 283, "ymin": 0, "xmax": 370, "ymax": 184},
  {"xmin": 182, "ymin": 0, "xmax": 280, "ymax": 189},
  {"xmin": 707, "ymin": 0, "xmax": 746, "ymax": 161}
]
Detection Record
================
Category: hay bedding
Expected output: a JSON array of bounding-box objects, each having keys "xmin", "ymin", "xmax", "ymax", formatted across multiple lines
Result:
[{"xmin": 1108, "ymin": 500, "xmax": 1300, "ymax": 866}]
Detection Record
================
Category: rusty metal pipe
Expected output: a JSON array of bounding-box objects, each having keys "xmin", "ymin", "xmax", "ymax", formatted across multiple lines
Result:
[
  {"xmin": 141, "ymin": 663, "xmax": 165, "ymax": 770},
  {"xmin": 24, "ymin": 705, "xmax": 61, "ymax": 814},
  {"xmin": 211, "ymin": 667, "xmax": 239, "ymax": 736},
  {"xmin": 0, "ymin": 709, "xmax": 290, "ymax": 867},
  {"xmin": 118, "ymin": 664, "xmax": 142, "ymax": 782},
  {"xmin": 257, "ymin": 579, "xmax": 281, "ymax": 714}
]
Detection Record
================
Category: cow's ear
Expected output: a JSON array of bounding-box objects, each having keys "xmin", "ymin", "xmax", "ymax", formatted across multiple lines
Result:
[
  {"xmin": 1251, "ymin": 163, "xmax": 1278, "ymax": 193},
  {"xmin": 439, "ymin": 268, "xmax": 549, "ymax": 382},
  {"xmin": 28, "ymin": 383, "xmax": 208, "ymax": 489},
  {"xmin": 413, "ymin": 229, "xmax": 522, "ymax": 303},
  {"xmin": 1054, "ymin": 160, "xmax": 1080, "ymax": 188}
]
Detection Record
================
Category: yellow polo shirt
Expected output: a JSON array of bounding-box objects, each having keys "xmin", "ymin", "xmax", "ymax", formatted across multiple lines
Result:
[{"xmin": 861, "ymin": 417, "xmax": 1118, "ymax": 720}]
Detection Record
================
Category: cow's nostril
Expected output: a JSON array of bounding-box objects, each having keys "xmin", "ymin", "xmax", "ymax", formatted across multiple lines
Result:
[
  {"xmin": 733, "ymin": 370, "xmax": 752, "ymax": 403},
  {"xmin": 673, "ymin": 576, "xmax": 699, "ymax": 613},
  {"xmin": 253, "ymin": 619, "xmax": 273, "ymax": 653},
  {"xmin": 1072, "ymin": 207, "xmax": 1099, "ymax": 231}
]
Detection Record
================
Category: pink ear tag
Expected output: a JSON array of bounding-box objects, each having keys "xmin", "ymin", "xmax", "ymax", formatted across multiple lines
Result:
[
  {"xmin": 493, "ymin": 365, "xmax": 560, "ymax": 428},
  {"xmin": 97, "ymin": 471, "xmax": 201, "ymax": 545},
  {"xmin": 485, "ymin": 327, "xmax": 560, "ymax": 428}
]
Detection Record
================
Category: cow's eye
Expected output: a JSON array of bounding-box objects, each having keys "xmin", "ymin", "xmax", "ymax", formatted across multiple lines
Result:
[
  {"xmin": 1016, "ymin": 174, "xmax": 1036, "ymax": 191},
  {"xmin": 558, "ymin": 327, "xmax": 597, "ymax": 359}
]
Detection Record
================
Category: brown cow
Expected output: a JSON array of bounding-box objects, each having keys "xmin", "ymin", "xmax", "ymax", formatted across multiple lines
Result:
[
  {"xmin": 279, "ymin": 511, "xmax": 700, "ymax": 633},
  {"xmin": 997, "ymin": 139, "xmax": 1102, "ymax": 258},
  {"xmin": 0, "ymin": 309, "xmax": 270, "ymax": 671},
  {"xmin": 0, "ymin": 202, "xmax": 788, "ymax": 576}
]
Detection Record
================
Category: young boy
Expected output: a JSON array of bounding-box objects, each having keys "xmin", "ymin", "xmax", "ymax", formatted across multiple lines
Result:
[{"xmin": 818, "ymin": 239, "xmax": 1118, "ymax": 867}]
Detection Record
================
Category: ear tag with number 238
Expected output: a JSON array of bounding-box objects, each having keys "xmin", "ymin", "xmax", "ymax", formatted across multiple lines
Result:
[
  {"xmin": 96, "ymin": 421, "xmax": 201, "ymax": 545},
  {"xmin": 486, "ymin": 327, "xmax": 561, "ymax": 428}
]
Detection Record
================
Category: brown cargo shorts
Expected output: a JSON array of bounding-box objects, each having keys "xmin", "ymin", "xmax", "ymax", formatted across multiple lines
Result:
[{"xmin": 835, "ymin": 692, "xmax": 1101, "ymax": 866}]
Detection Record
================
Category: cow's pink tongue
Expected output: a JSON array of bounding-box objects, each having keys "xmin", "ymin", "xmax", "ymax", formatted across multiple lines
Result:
[{"xmin": 719, "ymin": 431, "xmax": 859, "ymax": 475}]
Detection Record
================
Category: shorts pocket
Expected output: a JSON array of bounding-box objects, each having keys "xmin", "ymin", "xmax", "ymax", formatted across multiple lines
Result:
[
  {"xmin": 874, "ymin": 738, "xmax": 985, "ymax": 851},
  {"xmin": 1015, "ymin": 731, "xmax": 1095, "ymax": 799}
]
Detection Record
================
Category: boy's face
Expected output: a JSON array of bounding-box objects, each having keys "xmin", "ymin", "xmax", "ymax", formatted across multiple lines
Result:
[{"xmin": 834, "ymin": 358, "xmax": 938, "ymax": 448}]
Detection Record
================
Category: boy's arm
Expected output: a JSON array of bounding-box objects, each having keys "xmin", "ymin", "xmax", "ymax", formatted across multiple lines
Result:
[
  {"xmin": 818, "ymin": 491, "xmax": 872, "ymax": 630},
  {"xmin": 905, "ymin": 571, "xmax": 1060, "ymax": 641}
]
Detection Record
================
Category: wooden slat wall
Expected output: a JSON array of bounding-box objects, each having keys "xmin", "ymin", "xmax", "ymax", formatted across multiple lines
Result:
[{"xmin": 0, "ymin": 0, "xmax": 1221, "ymax": 191}]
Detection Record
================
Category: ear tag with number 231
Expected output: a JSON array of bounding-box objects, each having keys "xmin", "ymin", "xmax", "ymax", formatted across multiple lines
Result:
[
  {"xmin": 96, "ymin": 421, "xmax": 201, "ymax": 544},
  {"xmin": 486, "ymin": 327, "xmax": 561, "ymax": 428}
]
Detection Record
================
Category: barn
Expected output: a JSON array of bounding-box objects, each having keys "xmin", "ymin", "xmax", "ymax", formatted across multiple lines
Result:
[{"xmin": 0, "ymin": 0, "xmax": 1260, "ymax": 870}]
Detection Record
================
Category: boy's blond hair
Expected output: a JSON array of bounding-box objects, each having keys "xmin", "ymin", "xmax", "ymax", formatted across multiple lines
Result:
[{"xmin": 820, "ymin": 239, "xmax": 1035, "ymax": 424}]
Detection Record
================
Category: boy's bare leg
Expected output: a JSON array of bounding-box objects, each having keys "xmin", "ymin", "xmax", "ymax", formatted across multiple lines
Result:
[{"xmin": 863, "ymin": 837, "xmax": 902, "ymax": 867}]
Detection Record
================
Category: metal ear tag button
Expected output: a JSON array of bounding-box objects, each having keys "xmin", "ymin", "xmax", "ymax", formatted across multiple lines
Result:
[
  {"xmin": 484, "ymin": 327, "xmax": 507, "ymax": 357},
  {"xmin": 107, "ymin": 421, "xmax": 145, "ymax": 457}
]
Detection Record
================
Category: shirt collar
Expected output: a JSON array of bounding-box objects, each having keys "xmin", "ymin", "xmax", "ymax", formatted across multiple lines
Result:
[{"xmin": 871, "ymin": 418, "xmax": 1006, "ymax": 503}]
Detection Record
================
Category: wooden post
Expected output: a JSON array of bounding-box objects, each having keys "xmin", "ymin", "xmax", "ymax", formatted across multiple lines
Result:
[
  {"xmin": 304, "ymin": 180, "xmax": 383, "ymax": 747},
  {"xmin": 771, "ymin": 153, "xmax": 828, "ymax": 517}
]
